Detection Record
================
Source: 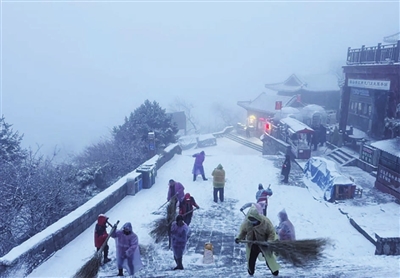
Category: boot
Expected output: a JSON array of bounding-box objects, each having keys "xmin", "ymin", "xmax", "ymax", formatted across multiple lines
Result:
[
  {"xmin": 193, "ymin": 174, "xmax": 196, "ymax": 181},
  {"xmin": 103, "ymin": 249, "xmax": 111, "ymax": 264},
  {"xmin": 202, "ymin": 175, "xmax": 208, "ymax": 181},
  {"xmin": 173, "ymin": 256, "xmax": 179, "ymax": 270},
  {"xmin": 177, "ymin": 257, "xmax": 184, "ymax": 270},
  {"xmin": 117, "ymin": 268, "xmax": 123, "ymax": 276}
]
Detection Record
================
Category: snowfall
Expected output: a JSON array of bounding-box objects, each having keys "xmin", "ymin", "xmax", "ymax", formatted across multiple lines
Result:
[{"xmin": 22, "ymin": 137, "xmax": 400, "ymax": 278}]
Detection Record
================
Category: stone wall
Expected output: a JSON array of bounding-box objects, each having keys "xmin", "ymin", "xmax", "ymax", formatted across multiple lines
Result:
[
  {"xmin": 0, "ymin": 144, "xmax": 182, "ymax": 278},
  {"xmin": 261, "ymin": 133, "xmax": 291, "ymax": 156}
]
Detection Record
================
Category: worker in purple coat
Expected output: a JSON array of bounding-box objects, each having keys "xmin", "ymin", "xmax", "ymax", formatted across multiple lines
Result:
[
  {"xmin": 276, "ymin": 209, "xmax": 296, "ymax": 241},
  {"xmin": 111, "ymin": 222, "xmax": 143, "ymax": 276},
  {"xmin": 192, "ymin": 151, "xmax": 208, "ymax": 181},
  {"xmin": 170, "ymin": 215, "xmax": 189, "ymax": 270},
  {"xmin": 167, "ymin": 179, "xmax": 185, "ymax": 203}
]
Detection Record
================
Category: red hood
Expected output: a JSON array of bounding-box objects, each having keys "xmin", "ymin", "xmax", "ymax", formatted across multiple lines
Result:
[{"xmin": 97, "ymin": 214, "xmax": 108, "ymax": 225}]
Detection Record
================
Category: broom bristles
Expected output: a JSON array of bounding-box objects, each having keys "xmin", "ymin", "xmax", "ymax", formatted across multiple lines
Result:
[
  {"xmin": 150, "ymin": 199, "xmax": 177, "ymax": 243},
  {"xmin": 240, "ymin": 238, "xmax": 330, "ymax": 266},
  {"xmin": 73, "ymin": 251, "xmax": 102, "ymax": 278},
  {"xmin": 149, "ymin": 218, "xmax": 169, "ymax": 242}
]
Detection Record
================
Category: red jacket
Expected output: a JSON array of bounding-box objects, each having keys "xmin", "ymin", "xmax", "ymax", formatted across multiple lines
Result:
[
  {"xmin": 94, "ymin": 214, "xmax": 109, "ymax": 248},
  {"xmin": 179, "ymin": 194, "xmax": 199, "ymax": 215}
]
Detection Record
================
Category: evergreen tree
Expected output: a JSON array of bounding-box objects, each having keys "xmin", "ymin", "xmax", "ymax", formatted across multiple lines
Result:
[
  {"xmin": 113, "ymin": 100, "xmax": 178, "ymax": 148},
  {"xmin": 0, "ymin": 116, "xmax": 27, "ymax": 163}
]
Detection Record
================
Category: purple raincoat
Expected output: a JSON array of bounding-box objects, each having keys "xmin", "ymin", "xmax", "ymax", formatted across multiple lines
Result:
[
  {"xmin": 170, "ymin": 220, "xmax": 188, "ymax": 259},
  {"xmin": 276, "ymin": 209, "xmax": 296, "ymax": 241},
  {"xmin": 111, "ymin": 222, "xmax": 143, "ymax": 275},
  {"xmin": 167, "ymin": 181, "xmax": 185, "ymax": 202},
  {"xmin": 192, "ymin": 151, "xmax": 205, "ymax": 176}
]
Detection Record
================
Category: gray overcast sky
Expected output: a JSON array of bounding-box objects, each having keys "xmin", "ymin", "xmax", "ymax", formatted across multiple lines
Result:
[{"xmin": 2, "ymin": 1, "xmax": 399, "ymax": 156}]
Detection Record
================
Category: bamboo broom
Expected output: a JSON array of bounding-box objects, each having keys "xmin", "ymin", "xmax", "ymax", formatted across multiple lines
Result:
[
  {"xmin": 73, "ymin": 220, "xmax": 120, "ymax": 278},
  {"xmin": 150, "ymin": 202, "xmax": 198, "ymax": 244},
  {"xmin": 150, "ymin": 197, "xmax": 177, "ymax": 243},
  {"xmin": 238, "ymin": 238, "xmax": 330, "ymax": 266}
]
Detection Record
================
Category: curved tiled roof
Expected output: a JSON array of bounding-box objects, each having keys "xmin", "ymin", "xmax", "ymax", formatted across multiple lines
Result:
[
  {"xmin": 237, "ymin": 90, "xmax": 294, "ymax": 114},
  {"xmin": 265, "ymin": 73, "xmax": 340, "ymax": 92}
]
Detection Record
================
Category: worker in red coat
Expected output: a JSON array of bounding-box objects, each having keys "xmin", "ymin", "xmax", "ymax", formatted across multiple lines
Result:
[
  {"xmin": 94, "ymin": 214, "xmax": 111, "ymax": 264},
  {"xmin": 179, "ymin": 193, "xmax": 200, "ymax": 226}
]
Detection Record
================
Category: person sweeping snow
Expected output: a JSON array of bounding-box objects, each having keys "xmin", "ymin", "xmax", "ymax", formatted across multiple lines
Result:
[
  {"xmin": 192, "ymin": 151, "xmax": 207, "ymax": 181},
  {"xmin": 170, "ymin": 215, "xmax": 189, "ymax": 270},
  {"xmin": 94, "ymin": 214, "xmax": 111, "ymax": 264},
  {"xmin": 235, "ymin": 206, "xmax": 280, "ymax": 277},
  {"xmin": 255, "ymin": 184, "xmax": 273, "ymax": 216},
  {"xmin": 111, "ymin": 222, "xmax": 143, "ymax": 276}
]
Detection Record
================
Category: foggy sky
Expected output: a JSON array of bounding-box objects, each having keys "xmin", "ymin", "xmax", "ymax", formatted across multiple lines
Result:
[{"xmin": 1, "ymin": 1, "xmax": 399, "ymax": 157}]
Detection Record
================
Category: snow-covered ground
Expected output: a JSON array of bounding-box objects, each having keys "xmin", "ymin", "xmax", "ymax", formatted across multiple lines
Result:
[{"xmin": 28, "ymin": 137, "xmax": 400, "ymax": 278}]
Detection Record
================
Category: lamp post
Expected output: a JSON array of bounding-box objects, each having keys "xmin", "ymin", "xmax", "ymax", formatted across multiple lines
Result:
[{"xmin": 148, "ymin": 131, "xmax": 156, "ymax": 158}]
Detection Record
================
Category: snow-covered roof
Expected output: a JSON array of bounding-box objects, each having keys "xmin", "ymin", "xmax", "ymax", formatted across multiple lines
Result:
[
  {"xmin": 371, "ymin": 137, "xmax": 400, "ymax": 158},
  {"xmin": 197, "ymin": 134, "xmax": 216, "ymax": 141},
  {"xmin": 273, "ymin": 107, "xmax": 303, "ymax": 122},
  {"xmin": 265, "ymin": 73, "xmax": 340, "ymax": 93},
  {"xmin": 237, "ymin": 90, "xmax": 294, "ymax": 114},
  {"xmin": 280, "ymin": 117, "xmax": 314, "ymax": 133}
]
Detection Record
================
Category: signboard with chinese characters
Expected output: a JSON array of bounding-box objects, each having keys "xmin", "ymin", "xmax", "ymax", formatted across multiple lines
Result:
[
  {"xmin": 359, "ymin": 144, "xmax": 377, "ymax": 166},
  {"xmin": 376, "ymin": 165, "xmax": 400, "ymax": 190},
  {"xmin": 350, "ymin": 87, "xmax": 370, "ymax": 97},
  {"xmin": 348, "ymin": 79, "xmax": 391, "ymax": 91}
]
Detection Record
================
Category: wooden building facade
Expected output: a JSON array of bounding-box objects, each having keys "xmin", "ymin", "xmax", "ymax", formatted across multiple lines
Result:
[
  {"xmin": 339, "ymin": 41, "xmax": 400, "ymax": 139},
  {"xmin": 371, "ymin": 138, "xmax": 400, "ymax": 200}
]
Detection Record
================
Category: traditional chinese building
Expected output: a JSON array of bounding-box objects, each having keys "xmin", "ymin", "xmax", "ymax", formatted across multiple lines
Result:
[
  {"xmin": 237, "ymin": 91, "xmax": 299, "ymax": 135},
  {"xmin": 339, "ymin": 40, "xmax": 400, "ymax": 139},
  {"xmin": 264, "ymin": 73, "xmax": 341, "ymax": 111}
]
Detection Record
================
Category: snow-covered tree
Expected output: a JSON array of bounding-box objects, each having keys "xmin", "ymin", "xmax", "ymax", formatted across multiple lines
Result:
[
  {"xmin": 0, "ymin": 117, "xmax": 90, "ymax": 256},
  {"xmin": 0, "ymin": 116, "xmax": 27, "ymax": 163},
  {"xmin": 113, "ymin": 100, "xmax": 178, "ymax": 147},
  {"xmin": 74, "ymin": 138, "xmax": 147, "ymax": 189}
]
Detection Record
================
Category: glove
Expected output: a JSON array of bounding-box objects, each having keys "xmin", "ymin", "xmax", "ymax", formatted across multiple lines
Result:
[
  {"xmin": 240, "ymin": 208, "xmax": 244, "ymax": 212},
  {"xmin": 235, "ymin": 238, "xmax": 240, "ymax": 244}
]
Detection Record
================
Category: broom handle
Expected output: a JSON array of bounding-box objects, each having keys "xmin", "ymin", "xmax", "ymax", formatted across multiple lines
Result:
[
  {"xmin": 98, "ymin": 220, "xmax": 120, "ymax": 254},
  {"xmin": 158, "ymin": 199, "xmax": 170, "ymax": 210},
  {"xmin": 167, "ymin": 208, "xmax": 198, "ymax": 226},
  {"xmin": 160, "ymin": 193, "xmax": 178, "ymax": 209},
  {"xmin": 238, "ymin": 239, "xmax": 271, "ymax": 247}
]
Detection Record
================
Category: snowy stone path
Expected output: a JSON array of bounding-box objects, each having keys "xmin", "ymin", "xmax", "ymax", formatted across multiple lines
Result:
[
  {"xmin": 96, "ymin": 158, "xmax": 396, "ymax": 278},
  {"xmin": 28, "ymin": 138, "xmax": 399, "ymax": 278}
]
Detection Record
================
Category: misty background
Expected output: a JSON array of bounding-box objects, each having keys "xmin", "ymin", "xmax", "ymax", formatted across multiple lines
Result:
[{"xmin": 2, "ymin": 1, "xmax": 399, "ymax": 157}]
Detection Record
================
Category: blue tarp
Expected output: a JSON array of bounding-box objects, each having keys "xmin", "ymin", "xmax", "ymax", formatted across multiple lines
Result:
[{"xmin": 304, "ymin": 157, "xmax": 354, "ymax": 202}]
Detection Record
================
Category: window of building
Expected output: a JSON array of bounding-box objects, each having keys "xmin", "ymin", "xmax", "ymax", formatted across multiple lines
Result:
[
  {"xmin": 368, "ymin": 104, "xmax": 372, "ymax": 116},
  {"xmin": 349, "ymin": 100, "xmax": 372, "ymax": 117}
]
